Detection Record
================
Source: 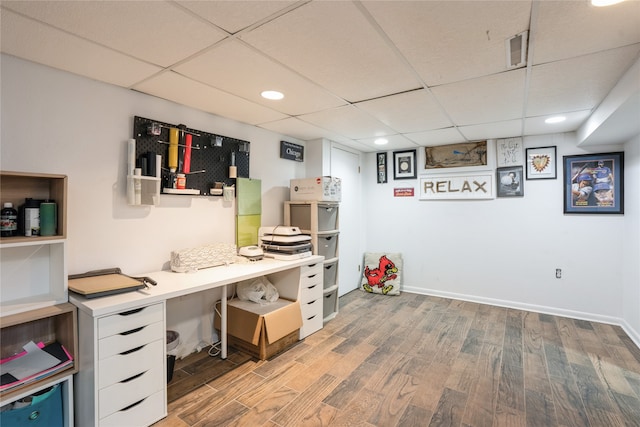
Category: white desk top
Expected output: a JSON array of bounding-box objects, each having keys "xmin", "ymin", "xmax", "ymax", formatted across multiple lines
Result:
[{"xmin": 70, "ymin": 255, "xmax": 324, "ymax": 317}]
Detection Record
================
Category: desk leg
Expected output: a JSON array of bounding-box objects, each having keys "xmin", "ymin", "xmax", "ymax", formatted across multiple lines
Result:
[{"xmin": 221, "ymin": 284, "xmax": 227, "ymax": 359}]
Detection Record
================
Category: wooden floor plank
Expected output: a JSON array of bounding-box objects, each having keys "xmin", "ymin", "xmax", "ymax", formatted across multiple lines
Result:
[{"xmin": 153, "ymin": 290, "xmax": 640, "ymax": 427}]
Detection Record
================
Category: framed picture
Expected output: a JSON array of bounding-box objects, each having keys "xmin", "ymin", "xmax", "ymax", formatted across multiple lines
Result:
[
  {"xmin": 526, "ymin": 146, "xmax": 557, "ymax": 180},
  {"xmin": 376, "ymin": 152, "xmax": 387, "ymax": 183},
  {"xmin": 496, "ymin": 137, "xmax": 523, "ymax": 167},
  {"xmin": 496, "ymin": 166, "xmax": 524, "ymax": 197},
  {"xmin": 393, "ymin": 149, "xmax": 417, "ymax": 180},
  {"xmin": 425, "ymin": 141, "xmax": 487, "ymax": 169},
  {"xmin": 563, "ymin": 152, "xmax": 624, "ymax": 214}
]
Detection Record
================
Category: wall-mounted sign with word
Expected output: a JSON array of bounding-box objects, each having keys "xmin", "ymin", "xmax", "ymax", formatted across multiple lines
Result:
[
  {"xmin": 280, "ymin": 141, "xmax": 304, "ymax": 162},
  {"xmin": 394, "ymin": 188, "xmax": 414, "ymax": 197},
  {"xmin": 419, "ymin": 173, "xmax": 494, "ymax": 200}
]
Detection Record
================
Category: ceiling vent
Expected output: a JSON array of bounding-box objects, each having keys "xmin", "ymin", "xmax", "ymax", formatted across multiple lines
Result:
[{"xmin": 506, "ymin": 31, "xmax": 528, "ymax": 69}]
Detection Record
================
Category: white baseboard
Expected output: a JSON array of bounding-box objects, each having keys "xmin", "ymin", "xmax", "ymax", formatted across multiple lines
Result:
[{"xmin": 402, "ymin": 285, "xmax": 640, "ymax": 349}]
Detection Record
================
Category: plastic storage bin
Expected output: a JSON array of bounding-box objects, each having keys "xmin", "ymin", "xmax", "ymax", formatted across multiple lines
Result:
[
  {"xmin": 323, "ymin": 289, "xmax": 338, "ymax": 319},
  {"xmin": 316, "ymin": 233, "xmax": 338, "ymax": 259},
  {"xmin": 0, "ymin": 384, "xmax": 63, "ymax": 427},
  {"xmin": 323, "ymin": 260, "xmax": 338, "ymax": 289},
  {"xmin": 290, "ymin": 203, "xmax": 339, "ymax": 232}
]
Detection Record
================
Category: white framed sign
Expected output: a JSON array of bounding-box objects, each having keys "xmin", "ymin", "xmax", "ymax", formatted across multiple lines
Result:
[
  {"xmin": 419, "ymin": 173, "xmax": 495, "ymax": 200},
  {"xmin": 496, "ymin": 137, "xmax": 523, "ymax": 167}
]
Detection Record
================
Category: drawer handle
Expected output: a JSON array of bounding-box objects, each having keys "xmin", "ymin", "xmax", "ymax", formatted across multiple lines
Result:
[
  {"xmin": 119, "ymin": 307, "xmax": 145, "ymax": 316},
  {"xmin": 120, "ymin": 345, "xmax": 144, "ymax": 355},
  {"xmin": 120, "ymin": 397, "xmax": 147, "ymax": 412},
  {"xmin": 308, "ymin": 284, "xmax": 317, "ymax": 290},
  {"xmin": 307, "ymin": 315, "xmax": 316, "ymax": 320},
  {"xmin": 308, "ymin": 263, "xmax": 317, "ymax": 267},
  {"xmin": 120, "ymin": 326, "xmax": 145, "ymax": 336},
  {"xmin": 121, "ymin": 371, "xmax": 146, "ymax": 383},
  {"xmin": 307, "ymin": 300, "xmax": 317, "ymax": 305},
  {"xmin": 307, "ymin": 274, "xmax": 317, "ymax": 279}
]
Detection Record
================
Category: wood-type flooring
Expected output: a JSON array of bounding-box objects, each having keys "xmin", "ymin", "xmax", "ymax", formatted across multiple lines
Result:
[{"xmin": 154, "ymin": 290, "xmax": 640, "ymax": 427}]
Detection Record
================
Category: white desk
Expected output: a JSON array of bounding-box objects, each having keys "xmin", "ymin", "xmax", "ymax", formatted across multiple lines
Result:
[{"xmin": 70, "ymin": 255, "xmax": 324, "ymax": 427}]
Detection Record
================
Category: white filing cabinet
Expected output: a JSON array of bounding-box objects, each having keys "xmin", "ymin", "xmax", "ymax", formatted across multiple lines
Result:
[
  {"xmin": 298, "ymin": 261, "xmax": 323, "ymax": 339},
  {"xmin": 75, "ymin": 302, "xmax": 166, "ymax": 427}
]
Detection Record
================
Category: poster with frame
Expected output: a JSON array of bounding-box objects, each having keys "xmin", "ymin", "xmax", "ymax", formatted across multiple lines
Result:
[
  {"xmin": 496, "ymin": 137, "xmax": 523, "ymax": 167},
  {"xmin": 563, "ymin": 152, "xmax": 624, "ymax": 214},
  {"xmin": 526, "ymin": 146, "xmax": 557, "ymax": 180},
  {"xmin": 393, "ymin": 149, "xmax": 417, "ymax": 180},
  {"xmin": 496, "ymin": 166, "xmax": 524, "ymax": 197},
  {"xmin": 376, "ymin": 152, "xmax": 387, "ymax": 183}
]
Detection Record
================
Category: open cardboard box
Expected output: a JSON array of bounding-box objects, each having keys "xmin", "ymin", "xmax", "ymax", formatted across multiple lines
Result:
[{"xmin": 215, "ymin": 298, "xmax": 302, "ymax": 360}]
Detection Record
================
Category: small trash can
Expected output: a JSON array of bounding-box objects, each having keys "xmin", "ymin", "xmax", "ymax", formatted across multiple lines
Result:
[{"xmin": 166, "ymin": 330, "xmax": 179, "ymax": 383}]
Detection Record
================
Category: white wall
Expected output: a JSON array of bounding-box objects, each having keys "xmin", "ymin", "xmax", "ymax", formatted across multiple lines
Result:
[
  {"xmin": 1, "ymin": 54, "xmax": 306, "ymax": 276},
  {"xmin": 362, "ymin": 133, "xmax": 633, "ymax": 330},
  {"xmin": 622, "ymin": 135, "xmax": 640, "ymax": 344}
]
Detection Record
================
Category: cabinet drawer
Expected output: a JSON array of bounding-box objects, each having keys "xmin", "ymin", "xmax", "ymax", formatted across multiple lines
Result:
[
  {"xmin": 99, "ymin": 339, "xmax": 163, "ymax": 389},
  {"xmin": 100, "ymin": 389, "xmax": 166, "ymax": 427},
  {"xmin": 300, "ymin": 271, "xmax": 322, "ymax": 290},
  {"xmin": 99, "ymin": 320, "xmax": 164, "ymax": 360},
  {"xmin": 300, "ymin": 282, "xmax": 322, "ymax": 304},
  {"xmin": 301, "ymin": 262, "xmax": 323, "ymax": 279},
  {"xmin": 299, "ymin": 310, "xmax": 323, "ymax": 339},
  {"xmin": 98, "ymin": 303, "xmax": 163, "ymax": 339},
  {"xmin": 300, "ymin": 297, "xmax": 322, "ymax": 320},
  {"xmin": 99, "ymin": 363, "xmax": 164, "ymax": 419}
]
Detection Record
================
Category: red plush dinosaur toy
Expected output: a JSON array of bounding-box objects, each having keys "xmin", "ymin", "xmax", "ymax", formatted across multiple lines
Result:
[{"xmin": 363, "ymin": 255, "xmax": 398, "ymax": 295}]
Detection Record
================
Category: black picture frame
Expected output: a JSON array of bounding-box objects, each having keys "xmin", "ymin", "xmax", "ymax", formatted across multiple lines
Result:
[
  {"xmin": 526, "ymin": 146, "xmax": 557, "ymax": 180},
  {"xmin": 393, "ymin": 149, "xmax": 417, "ymax": 180},
  {"xmin": 497, "ymin": 166, "xmax": 524, "ymax": 197},
  {"xmin": 563, "ymin": 152, "xmax": 624, "ymax": 214},
  {"xmin": 376, "ymin": 152, "xmax": 387, "ymax": 183}
]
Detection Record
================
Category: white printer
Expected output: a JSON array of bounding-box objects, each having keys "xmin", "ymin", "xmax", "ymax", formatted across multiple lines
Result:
[{"xmin": 258, "ymin": 226, "xmax": 312, "ymax": 260}]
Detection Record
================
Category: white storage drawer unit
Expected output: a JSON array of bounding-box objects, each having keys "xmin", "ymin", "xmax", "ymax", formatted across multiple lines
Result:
[
  {"xmin": 75, "ymin": 301, "xmax": 167, "ymax": 427},
  {"xmin": 298, "ymin": 262, "xmax": 323, "ymax": 339}
]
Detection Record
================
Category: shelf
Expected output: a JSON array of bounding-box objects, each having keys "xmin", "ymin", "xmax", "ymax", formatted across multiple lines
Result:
[
  {"xmin": 0, "ymin": 171, "xmax": 67, "ymax": 239},
  {"xmin": 0, "ymin": 303, "xmax": 78, "ymax": 404},
  {"xmin": 0, "ymin": 240, "xmax": 67, "ymax": 317}
]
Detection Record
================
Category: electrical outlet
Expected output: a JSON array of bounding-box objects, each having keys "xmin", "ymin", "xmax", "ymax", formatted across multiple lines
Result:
[{"xmin": 556, "ymin": 268, "xmax": 562, "ymax": 279}]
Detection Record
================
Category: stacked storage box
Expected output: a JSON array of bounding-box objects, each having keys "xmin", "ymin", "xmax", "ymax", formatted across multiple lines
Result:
[{"xmin": 285, "ymin": 190, "xmax": 340, "ymax": 323}]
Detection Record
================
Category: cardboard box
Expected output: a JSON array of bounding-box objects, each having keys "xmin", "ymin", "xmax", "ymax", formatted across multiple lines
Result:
[
  {"xmin": 290, "ymin": 177, "xmax": 341, "ymax": 202},
  {"xmin": 215, "ymin": 298, "xmax": 302, "ymax": 360}
]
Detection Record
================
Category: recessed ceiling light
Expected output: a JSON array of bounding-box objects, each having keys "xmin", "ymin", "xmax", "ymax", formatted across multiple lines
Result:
[
  {"xmin": 261, "ymin": 90, "xmax": 284, "ymax": 100},
  {"xmin": 545, "ymin": 116, "xmax": 566, "ymax": 124},
  {"xmin": 374, "ymin": 138, "xmax": 388, "ymax": 145},
  {"xmin": 591, "ymin": 0, "xmax": 624, "ymax": 6}
]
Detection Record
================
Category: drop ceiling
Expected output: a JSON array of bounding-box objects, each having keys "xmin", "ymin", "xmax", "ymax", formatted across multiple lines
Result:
[{"xmin": 1, "ymin": 0, "xmax": 639, "ymax": 152}]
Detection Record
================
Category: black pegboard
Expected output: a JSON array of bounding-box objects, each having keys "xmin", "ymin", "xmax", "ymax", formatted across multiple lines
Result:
[{"xmin": 132, "ymin": 116, "xmax": 250, "ymax": 195}]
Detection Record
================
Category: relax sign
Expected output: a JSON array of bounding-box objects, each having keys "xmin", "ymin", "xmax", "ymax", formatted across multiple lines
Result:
[{"xmin": 419, "ymin": 173, "xmax": 494, "ymax": 200}]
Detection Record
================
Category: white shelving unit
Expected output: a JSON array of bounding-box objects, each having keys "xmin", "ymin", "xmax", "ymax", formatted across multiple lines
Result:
[
  {"xmin": 0, "ymin": 171, "xmax": 77, "ymax": 427},
  {"xmin": 284, "ymin": 201, "xmax": 340, "ymax": 322}
]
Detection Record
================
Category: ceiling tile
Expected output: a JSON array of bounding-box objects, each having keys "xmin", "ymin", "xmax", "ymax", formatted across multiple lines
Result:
[
  {"xmin": 258, "ymin": 117, "xmax": 350, "ymax": 143},
  {"xmin": 355, "ymin": 134, "xmax": 420, "ymax": 152},
  {"xmin": 2, "ymin": 0, "xmax": 226, "ymax": 67},
  {"xmin": 362, "ymin": 0, "xmax": 532, "ymax": 86},
  {"xmin": 431, "ymin": 69, "xmax": 526, "ymax": 126},
  {"xmin": 176, "ymin": 1, "xmax": 298, "ymax": 34},
  {"xmin": 355, "ymin": 89, "xmax": 452, "ymax": 133},
  {"xmin": 240, "ymin": 1, "xmax": 422, "ymax": 102},
  {"xmin": 458, "ymin": 119, "xmax": 523, "ymax": 141},
  {"xmin": 527, "ymin": 44, "xmax": 640, "ymax": 117},
  {"xmin": 133, "ymin": 71, "xmax": 287, "ymax": 125},
  {"xmin": 174, "ymin": 39, "xmax": 347, "ymax": 115},
  {"xmin": 533, "ymin": 0, "xmax": 640, "ymax": 64},
  {"xmin": 524, "ymin": 110, "xmax": 592, "ymax": 136},
  {"xmin": 299, "ymin": 105, "xmax": 396, "ymax": 140},
  {"xmin": 403, "ymin": 128, "xmax": 467, "ymax": 147},
  {"xmin": 1, "ymin": 9, "xmax": 161, "ymax": 88}
]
